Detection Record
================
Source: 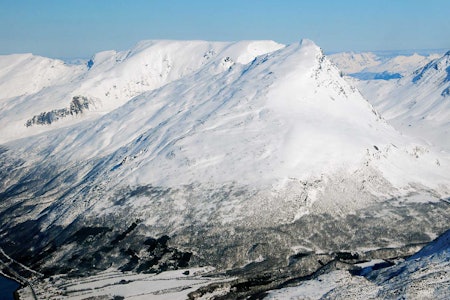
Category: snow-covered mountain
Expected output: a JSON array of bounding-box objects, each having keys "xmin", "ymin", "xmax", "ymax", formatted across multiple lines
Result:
[
  {"xmin": 0, "ymin": 40, "xmax": 283, "ymax": 143},
  {"xmin": 356, "ymin": 51, "xmax": 450, "ymax": 150},
  {"xmin": 0, "ymin": 39, "xmax": 449, "ymax": 298}
]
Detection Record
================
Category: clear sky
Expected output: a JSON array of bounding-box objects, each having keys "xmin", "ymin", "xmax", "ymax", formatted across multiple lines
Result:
[{"xmin": 1, "ymin": 0, "xmax": 449, "ymax": 58}]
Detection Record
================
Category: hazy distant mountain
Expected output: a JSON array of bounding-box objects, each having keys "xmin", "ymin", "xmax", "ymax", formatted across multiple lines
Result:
[{"xmin": 329, "ymin": 51, "xmax": 441, "ymax": 80}]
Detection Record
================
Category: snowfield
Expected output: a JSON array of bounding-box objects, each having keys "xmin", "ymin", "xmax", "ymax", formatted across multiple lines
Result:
[{"xmin": 0, "ymin": 38, "xmax": 449, "ymax": 299}]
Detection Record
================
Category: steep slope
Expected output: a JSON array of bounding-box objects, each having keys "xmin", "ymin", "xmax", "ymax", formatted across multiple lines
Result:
[
  {"xmin": 0, "ymin": 40, "xmax": 283, "ymax": 143},
  {"xmin": 0, "ymin": 39, "xmax": 449, "ymax": 286},
  {"xmin": 357, "ymin": 51, "xmax": 450, "ymax": 149}
]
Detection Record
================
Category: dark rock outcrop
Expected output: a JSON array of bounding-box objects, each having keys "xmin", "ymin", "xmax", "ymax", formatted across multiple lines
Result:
[{"xmin": 25, "ymin": 96, "xmax": 91, "ymax": 127}]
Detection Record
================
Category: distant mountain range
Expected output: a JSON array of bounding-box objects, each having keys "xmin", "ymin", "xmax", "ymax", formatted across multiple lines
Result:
[{"xmin": 329, "ymin": 51, "xmax": 443, "ymax": 77}]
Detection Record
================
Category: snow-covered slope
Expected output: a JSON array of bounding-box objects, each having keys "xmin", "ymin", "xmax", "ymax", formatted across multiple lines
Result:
[
  {"xmin": 266, "ymin": 229, "xmax": 450, "ymax": 299},
  {"xmin": 0, "ymin": 54, "xmax": 86, "ymax": 99},
  {"xmin": 2, "ymin": 40, "xmax": 448, "ymax": 223},
  {"xmin": 356, "ymin": 51, "xmax": 450, "ymax": 150},
  {"xmin": 0, "ymin": 40, "xmax": 283, "ymax": 143},
  {"xmin": 0, "ymin": 39, "xmax": 449, "ymax": 296},
  {"xmin": 14, "ymin": 40, "xmax": 406, "ymax": 187}
]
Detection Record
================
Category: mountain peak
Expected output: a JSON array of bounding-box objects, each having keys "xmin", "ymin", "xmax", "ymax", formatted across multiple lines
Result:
[{"xmin": 299, "ymin": 38, "xmax": 317, "ymax": 48}]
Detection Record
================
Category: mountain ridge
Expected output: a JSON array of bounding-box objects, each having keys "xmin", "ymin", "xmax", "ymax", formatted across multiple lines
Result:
[{"xmin": 0, "ymin": 39, "xmax": 284, "ymax": 144}]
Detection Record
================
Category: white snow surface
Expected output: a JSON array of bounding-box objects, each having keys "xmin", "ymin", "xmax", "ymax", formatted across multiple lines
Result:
[
  {"xmin": 355, "ymin": 51, "xmax": 450, "ymax": 150},
  {"xmin": 5, "ymin": 39, "xmax": 449, "ymax": 193},
  {"xmin": 0, "ymin": 39, "xmax": 283, "ymax": 143},
  {"xmin": 0, "ymin": 53, "xmax": 85, "ymax": 99}
]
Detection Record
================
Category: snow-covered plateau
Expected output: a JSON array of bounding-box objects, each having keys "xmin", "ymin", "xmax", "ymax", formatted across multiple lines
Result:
[{"xmin": 0, "ymin": 39, "xmax": 449, "ymax": 299}]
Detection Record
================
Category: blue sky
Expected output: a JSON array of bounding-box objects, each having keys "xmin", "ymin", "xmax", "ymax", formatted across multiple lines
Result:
[{"xmin": 1, "ymin": 0, "xmax": 449, "ymax": 58}]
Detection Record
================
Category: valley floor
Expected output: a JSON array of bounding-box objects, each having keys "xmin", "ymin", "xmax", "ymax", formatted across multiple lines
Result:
[
  {"xmin": 13, "ymin": 228, "xmax": 450, "ymax": 299},
  {"xmin": 16, "ymin": 267, "xmax": 230, "ymax": 300}
]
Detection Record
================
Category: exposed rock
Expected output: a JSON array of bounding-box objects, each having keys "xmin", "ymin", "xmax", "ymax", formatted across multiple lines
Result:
[{"xmin": 25, "ymin": 96, "xmax": 91, "ymax": 127}]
